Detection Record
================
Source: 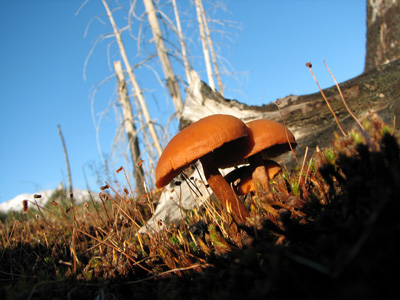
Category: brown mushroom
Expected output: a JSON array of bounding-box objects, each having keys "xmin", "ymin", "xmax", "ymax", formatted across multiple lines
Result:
[
  {"xmin": 244, "ymin": 119, "xmax": 296, "ymax": 194},
  {"xmin": 225, "ymin": 160, "xmax": 281, "ymax": 195},
  {"xmin": 155, "ymin": 114, "xmax": 250, "ymax": 223}
]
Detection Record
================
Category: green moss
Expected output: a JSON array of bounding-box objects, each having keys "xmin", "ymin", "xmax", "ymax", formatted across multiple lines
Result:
[
  {"xmin": 325, "ymin": 148, "xmax": 336, "ymax": 165},
  {"xmin": 350, "ymin": 130, "xmax": 365, "ymax": 144}
]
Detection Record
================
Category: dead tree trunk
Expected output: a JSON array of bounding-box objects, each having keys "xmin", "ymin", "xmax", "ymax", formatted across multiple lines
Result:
[
  {"xmin": 197, "ymin": 0, "xmax": 224, "ymax": 95},
  {"xmin": 194, "ymin": 0, "xmax": 215, "ymax": 90},
  {"xmin": 365, "ymin": 0, "xmax": 400, "ymax": 71},
  {"xmin": 172, "ymin": 0, "xmax": 192, "ymax": 85},
  {"xmin": 143, "ymin": 0, "xmax": 183, "ymax": 119},
  {"xmin": 114, "ymin": 61, "xmax": 146, "ymax": 197}
]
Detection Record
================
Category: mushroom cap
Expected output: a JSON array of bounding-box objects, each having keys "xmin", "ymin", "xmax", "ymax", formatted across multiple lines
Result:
[
  {"xmin": 245, "ymin": 119, "xmax": 296, "ymax": 159},
  {"xmin": 156, "ymin": 114, "xmax": 249, "ymax": 188}
]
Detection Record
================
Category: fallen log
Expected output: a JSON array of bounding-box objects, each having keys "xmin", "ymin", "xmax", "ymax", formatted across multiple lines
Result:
[
  {"xmin": 181, "ymin": 59, "xmax": 400, "ymax": 168},
  {"xmin": 141, "ymin": 59, "xmax": 400, "ymax": 232}
]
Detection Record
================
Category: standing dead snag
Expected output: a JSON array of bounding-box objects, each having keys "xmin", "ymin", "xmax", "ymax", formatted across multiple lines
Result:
[
  {"xmin": 171, "ymin": 0, "xmax": 192, "ymax": 85},
  {"xmin": 143, "ymin": 0, "xmax": 183, "ymax": 119},
  {"xmin": 195, "ymin": 0, "xmax": 224, "ymax": 95},
  {"xmin": 114, "ymin": 61, "xmax": 146, "ymax": 197},
  {"xmin": 155, "ymin": 114, "xmax": 250, "ymax": 224},
  {"xmin": 194, "ymin": 0, "xmax": 215, "ymax": 90}
]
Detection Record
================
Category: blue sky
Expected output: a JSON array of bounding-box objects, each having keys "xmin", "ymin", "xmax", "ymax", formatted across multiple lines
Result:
[{"xmin": 0, "ymin": 0, "xmax": 366, "ymax": 203}]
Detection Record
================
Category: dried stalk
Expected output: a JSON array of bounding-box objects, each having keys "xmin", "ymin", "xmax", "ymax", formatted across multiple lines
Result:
[{"xmin": 57, "ymin": 124, "xmax": 73, "ymax": 196}]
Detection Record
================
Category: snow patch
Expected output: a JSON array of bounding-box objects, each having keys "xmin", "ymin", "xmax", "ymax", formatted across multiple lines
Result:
[{"xmin": 0, "ymin": 188, "xmax": 99, "ymax": 213}]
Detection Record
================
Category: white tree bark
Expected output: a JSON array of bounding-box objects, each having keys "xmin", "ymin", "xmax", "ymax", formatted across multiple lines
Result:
[
  {"xmin": 143, "ymin": 0, "xmax": 183, "ymax": 119},
  {"xmin": 194, "ymin": 0, "xmax": 215, "ymax": 89},
  {"xmin": 197, "ymin": 0, "xmax": 224, "ymax": 95},
  {"xmin": 113, "ymin": 61, "xmax": 146, "ymax": 197},
  {"xmin": 172, "ymin": 0, "xmax": 192, "ymax": 85}
]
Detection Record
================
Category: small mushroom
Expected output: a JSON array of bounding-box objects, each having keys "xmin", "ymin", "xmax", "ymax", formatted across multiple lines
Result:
[
  {"xmin": 225, "ymin": 160, "xmax": 281, "ymax": 195},
  {"xmin": 244, "ymin": 119, "xmax": 296, "ymax": 194},
  {"xmin": 155, "ymin": 114, "xmax": 250, "ymax": 223}
]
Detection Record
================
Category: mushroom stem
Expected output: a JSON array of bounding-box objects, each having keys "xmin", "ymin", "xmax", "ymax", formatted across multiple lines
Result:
[
  {"xmin": 200, "ymin": 152, "xmax": 249, "ymax": 223},
  {"xmin": 248, "ymin": 153, "xmax": 271, "ymax": 195}
]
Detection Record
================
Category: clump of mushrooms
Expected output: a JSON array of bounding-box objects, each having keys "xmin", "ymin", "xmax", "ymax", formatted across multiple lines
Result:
[
  {"xmin": 243, "ymin": 119, "xmax": 296, "ymax": 195},
  {"xmin": 155, "ymin": 114, "xmax": 251, "ymax": 224},
  {"xmin": 222, "ymin": 119, "xmax": 296, "ymax": 197},
  {"xmin": 224, "ymin": 160, "xmax": 282, "ymax": 195},
  {"xmin": 155, "ymin": 115, "xmax": 296, "ymax": 224}
]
